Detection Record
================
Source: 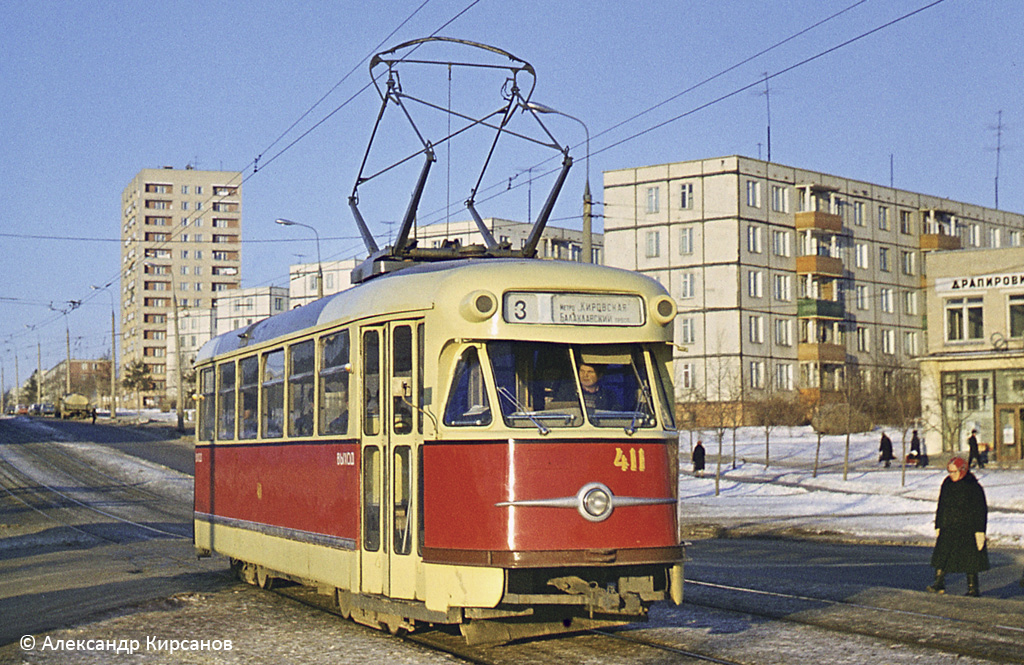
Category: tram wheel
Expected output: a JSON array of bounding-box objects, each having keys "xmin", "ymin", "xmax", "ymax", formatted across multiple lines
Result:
[{"xmin": 256, "ymin": 566, "xmax": 275, "ymax": 590}]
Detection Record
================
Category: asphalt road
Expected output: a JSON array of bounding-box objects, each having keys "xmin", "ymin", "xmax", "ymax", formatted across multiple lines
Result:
[{"xmin": 1, "ymin": 415, "xmax": 1023, "ymax": 660}]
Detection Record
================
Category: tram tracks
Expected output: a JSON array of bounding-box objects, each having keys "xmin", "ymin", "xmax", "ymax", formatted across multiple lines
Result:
[{"xmin": 0, "ymin": 437, "xmax": 192, "ymax": 547}]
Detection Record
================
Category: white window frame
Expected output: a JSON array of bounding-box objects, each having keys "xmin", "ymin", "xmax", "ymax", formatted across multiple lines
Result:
[
  {"xmin": 749, "ymin": 315, "xmax": 764, "ymax": 344},
  {"xmin": 679, "ymin": 272, "xmax": 696, "ymax": 299},
  {"xmin": 748, "ymin": 270, "xmax": 764, "ymax": 298},
  {"xmin": 774, "ymin": 318, "xmax": 792, "ymax": 346},
  {"xmin": 771, "ymin": 185, "xmax": 789, "ymax": 213},
  {"xmin": 775, "ymin": 363, "xmax": 793, "ymax": 391},
  {"xmin": 679, "ymin": 316, "xmax": 696, "ymax": 344},
  {"xmin": 679, "ymin": 226, "xmax": 694, "ymax": 255},
  {"xmin": 773, "ymin": 274, "xmax": 791, "ymax": 301},
  {"xmin": 772, "ymin": 229, "xmax": 791, "ymax": 257},
  {"xmin": 679, "ymin": 182, "xmax": 694, "ymax": 209},
  {"xmin": 645, "ymin": 186, "xmax": 660, "ymax": 214},
  {"xmin": 645, "ymin": 229, "xmax": 661, "ymax": 258},
  {"xmin": 746, "ymin": 180, "xmax": 761, "ymax": 208},
  {"xmin": 749, "ymin": 360, "xmax": 765, "ymax": 389},
  {"xmin": 747, "ymin": 225, "xmax": 763, "ymax": 253}
]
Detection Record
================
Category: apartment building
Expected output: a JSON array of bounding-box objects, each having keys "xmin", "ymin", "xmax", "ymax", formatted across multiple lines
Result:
[
  {"xmin": 120, "ymin": 166, "xmax": 242, "ymax": 407},
  {"xmin": 604, "ymin": 155, "xmax": 1024, "ymax": 415},
  {"xmin": 919, "ymin": 247, "xmax": 1024, "ymax": 464}
]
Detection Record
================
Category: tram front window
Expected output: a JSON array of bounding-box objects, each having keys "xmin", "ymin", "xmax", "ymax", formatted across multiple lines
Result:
[{"xmin": 489, "ymin": 341, "xmax": 657, "ymax": 431}]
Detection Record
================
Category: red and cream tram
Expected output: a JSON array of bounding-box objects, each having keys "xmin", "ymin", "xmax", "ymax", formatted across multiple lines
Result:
[
  {"xmin": 194, "ymin": 37, "xmax": 683, "ymax": 644},
  {"xmin": 193, "ymin": 258, "xmax": 682, "ymax": 643}
]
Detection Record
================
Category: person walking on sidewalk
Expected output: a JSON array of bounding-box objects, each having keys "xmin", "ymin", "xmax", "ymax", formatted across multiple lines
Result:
[
  {"xmin": 692, "ymin": 439, "xmax": 706, "ymax": 478},
  {"xmin": 927, "ymin": 457, "xmax": 989, "ymax": 596},
  {"xmin": 879, "ymin": 431, "xmax": 895, "ymax": 468},
  {"xmin": 967, "ymin": 429, "xmax": 985, "ymax": 469}
]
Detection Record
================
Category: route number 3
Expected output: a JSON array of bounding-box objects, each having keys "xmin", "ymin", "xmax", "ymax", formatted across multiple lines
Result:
[{"xmin": 614, "ymin": 447, "xmax": 646, "ymax": 472}]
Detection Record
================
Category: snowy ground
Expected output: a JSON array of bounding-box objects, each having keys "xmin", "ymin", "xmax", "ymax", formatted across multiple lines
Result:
[{"xmin": 677, "ymin": 426, "xmax": 1024, "ymax": 549}]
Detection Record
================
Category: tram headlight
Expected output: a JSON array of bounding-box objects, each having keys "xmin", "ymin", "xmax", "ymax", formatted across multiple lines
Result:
[
  {"xmin": 460, "ymin": 289, "xmax": 498, "ymax": 322},
  {"xmin": 651, "ymin": 295, "xmax": 676, "ymax": 326},
  {"xmin": 577, "ymin": 482, "xmax": 614, "ymax": 522}
]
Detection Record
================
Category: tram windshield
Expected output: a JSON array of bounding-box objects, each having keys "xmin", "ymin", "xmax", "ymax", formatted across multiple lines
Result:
[{"xmin": 488, "ymin": 341, "xmax": 662, "ymax": 432}]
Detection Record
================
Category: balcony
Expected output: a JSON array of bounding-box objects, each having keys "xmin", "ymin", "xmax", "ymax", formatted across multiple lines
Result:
[
  {"xmin": 920, "ymin": 233, "xmax": 961, "ymax": 251},
  {"xmin": 797, "ymin": 342, "xmax": 847, "ymax": 363},
  {"xmin": 796, "ymin": 254, "xmax": 844, "ymax": 277},
  {"xmin": 795, "ymin": 210, "xmax": 843, "ymax": 233},
  {"xmin": 797, "ymin": 298, "xmax": 845, "ymax": 320}
]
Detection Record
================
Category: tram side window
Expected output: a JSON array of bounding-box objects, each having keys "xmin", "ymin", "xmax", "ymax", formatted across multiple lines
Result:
[
  {"xmin": 239, "ymin": 356, "xmax": 259, "ymax": 439},
  {"xmin": 262, "ymin": 350, "xmax": 285, "ymax": 438},
  {"xmin": 319, "ymin": 330, "xmax": 350, "ymax": 435},
  {"xmin": 393, "ymin": 446, "xmax": 412, "ymax": 555},
  {"xmin": 443, "ymin": 347, "xmax": 492, "ymax": 426},
  {"xmin": 217, "ymin": 361, "xmax": 236, "ymax": 440},
  {"xmin": 392, "ymin": 325, "xmax": 413, "ymax": 435},
  {"xmin": 363, "ymin": 331, "xmax": 381, "ymax": 436},
  {"xmin": 363, "ymin": 446, "xmax": 381, "ymax": 552},
  {"xmin": 199, "ymin": 368, "xmax": 215, "ymax": 441},
  {"xmin": 288, "ymin": 340, "xmax": 315, "ymax": 437}
]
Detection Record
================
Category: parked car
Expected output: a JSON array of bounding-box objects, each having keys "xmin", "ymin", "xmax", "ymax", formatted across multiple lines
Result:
[
  {"xmin": 41, "ymin": 403, "xmax": 56, "ymax": 416},
  {"xmin": 16, "ymin": 404, "xmax": 28, "ymax": 415}
]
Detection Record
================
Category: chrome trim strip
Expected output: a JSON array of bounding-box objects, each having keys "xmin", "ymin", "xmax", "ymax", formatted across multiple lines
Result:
[{"xmin": 194, "ymin": 512, "xmax": 357, "ymax": 551}]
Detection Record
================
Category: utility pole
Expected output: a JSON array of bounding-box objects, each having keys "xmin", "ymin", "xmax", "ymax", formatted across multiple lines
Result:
[
  {"xmin": 65, "ymin": 324, "xmax": 71, "ymax": 395},
  {"xmin": 110, "ymin": 306, "xmax": 117, "ymax": 420},
  {"xmin": 582, "ymin": 180, "xmax": 592, "ymax": 264},
  {"xmin": 36, "ymin": 340, "xmax": 42, "ymax": 405}
]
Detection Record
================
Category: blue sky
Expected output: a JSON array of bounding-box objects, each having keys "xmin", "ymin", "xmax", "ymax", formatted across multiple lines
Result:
[{"xmin": 1, "ymin": 0, "xmax": 1022, "ymax": 381}]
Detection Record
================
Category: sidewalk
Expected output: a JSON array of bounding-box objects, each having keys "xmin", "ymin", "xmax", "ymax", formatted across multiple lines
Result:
[{"xmin": 678, "ymin": 426, "xmax": 1024, "ymax": 548}]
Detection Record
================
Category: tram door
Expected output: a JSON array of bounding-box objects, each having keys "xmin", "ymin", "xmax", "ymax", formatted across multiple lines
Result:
[
  {"xmin": 997, "ymin": 406, "xmax": 1024, "ymax": 462},
  {"xmin": 359, "ymin": 321, "xmax": 421, "ymax": 599}
]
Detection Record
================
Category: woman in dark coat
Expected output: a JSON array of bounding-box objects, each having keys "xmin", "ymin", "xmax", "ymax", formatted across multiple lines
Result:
[
  {"xmin": 692, "ymin": 440, "xmax": 706, "ymax": 477},
  {"xmin": 927, "ymin": 457, "xmax": 989, "ymax": 596}
]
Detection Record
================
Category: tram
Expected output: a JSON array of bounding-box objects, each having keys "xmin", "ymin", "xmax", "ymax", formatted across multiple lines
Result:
[{"xmin": 192, "ymin": 38, "xmax": 684, "ymax": 644}]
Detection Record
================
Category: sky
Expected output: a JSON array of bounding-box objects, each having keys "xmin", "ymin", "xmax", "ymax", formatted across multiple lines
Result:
[{"xmin": 2, "ymin": 0, "xmax": 1023, "ymax": 384}]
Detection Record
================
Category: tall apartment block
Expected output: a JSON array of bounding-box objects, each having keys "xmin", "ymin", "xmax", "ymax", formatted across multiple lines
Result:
[
  {"xmin": 120, "ymin": 166, "xmax": 242, "ymax": 407},
  {"xmin": 603, "ymin": 155, "xmax": 1024, "ymax": 411}
]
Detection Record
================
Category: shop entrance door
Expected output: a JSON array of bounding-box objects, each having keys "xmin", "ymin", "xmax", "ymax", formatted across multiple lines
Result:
[{"xmin": 996, "ymin": 406, "xmax": 1024, "ymax": 463}]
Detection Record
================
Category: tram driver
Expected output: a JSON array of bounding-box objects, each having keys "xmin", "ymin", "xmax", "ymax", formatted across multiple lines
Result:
[{"xmin": 577, "ymin": 363, "xmax": 620, "ymax": 413}]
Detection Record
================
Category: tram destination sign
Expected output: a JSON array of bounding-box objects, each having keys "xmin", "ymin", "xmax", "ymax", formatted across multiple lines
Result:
[{"xmin": 503, "ymin": 292, "xmax": 644, "ymax": 326}]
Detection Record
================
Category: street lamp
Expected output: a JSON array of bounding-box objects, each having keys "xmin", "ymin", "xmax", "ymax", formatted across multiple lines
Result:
[
  {"xmin": 524, "ymin": 102, "xmax": 592, "ymax": 263},
  {"xmin": 91, "ymin": 284, "xmax": 118, "ymax": 421},
  {"xmin": 276, "ymin": 218, "xmax": 324, "ymax": 300}
]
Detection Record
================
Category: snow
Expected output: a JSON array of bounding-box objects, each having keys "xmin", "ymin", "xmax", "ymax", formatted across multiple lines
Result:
[{"xmin": 677, "ymin": 426, "xmax": 1024, "ymax": 548}]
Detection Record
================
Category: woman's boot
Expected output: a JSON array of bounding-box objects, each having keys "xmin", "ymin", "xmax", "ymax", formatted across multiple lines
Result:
[
  {"xmin": 966, "ymin": 573, "xmax": 980, "ymax": 597},
  {"xmin": 926, "ymin": 569, "xmax": 945, "ymax": 594}
]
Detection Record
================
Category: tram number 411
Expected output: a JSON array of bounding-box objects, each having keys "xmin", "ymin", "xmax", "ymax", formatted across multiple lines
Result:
[{"xmin": 614, "ymin": 447, "xmax": 646, "ymax": 472}]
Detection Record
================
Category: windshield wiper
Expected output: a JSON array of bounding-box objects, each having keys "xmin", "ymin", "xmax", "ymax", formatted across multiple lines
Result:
[{"xmin": 496, "ymin": 386, "xmax": 550, "ymax": 435}]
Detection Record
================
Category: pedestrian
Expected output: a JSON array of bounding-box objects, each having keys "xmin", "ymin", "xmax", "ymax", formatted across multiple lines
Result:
[
  {"xmin": 90, "ymin": 407, "xmax": 97, "ymax": 425},
  {"xmin": 879, "ymin": 431, "xmax": 894, "ymax": 468},
  {"xmin": 967, "ymin": 429, "xmax": 984, "ymax": 469},
  {"xmin": 926, "ymin": 457, "xmax": 989, "ymax": 596},
  {"xmin": 910, "ymin": 430, "xmax": 921, "ymax": 456},
  {"xmin": 692, "ymin": 439, "xmax": 706, "ymax": 478}
]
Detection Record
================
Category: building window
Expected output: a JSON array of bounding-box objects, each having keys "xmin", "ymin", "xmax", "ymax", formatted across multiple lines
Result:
[
  {"xmin": 1011, "ymin": 230, "xmax": 1022, "ymax": 247},
  {"xmin": 855, "ymin": 284, "xmax": 870, "ymax": 311},
  {"xmin": 679, "ymin": 363, "xmax": 694, "ymax": 390},
  {"xmin": 856, "ymin": 326, "xmax": 870, "ymax": 352},
  {"xmin": 645, "ymin": 230, "xmax": 661, "ymax": 258},
  {"xmin": 901, "ymin": 250, "xmax": 916, "ymax": 276},
  {"xmin": 645, "ymin": 186, "xmax": 660, "ymax": 213},
  {"xmin": 746, "ymin": 180, "xmax": 761, "ymax": 208},
  {"xmin": 987, "ymin": 227, "xmax": 1001, "ymax": 248},
  {"xmin": 679, "ymin": 226, "xmax": 694, "ymax": 255},
  {"xmin": 774, "ymin": 318, "xmax": 792, "ymax": 346},
  {"xmin": 968, "ymin": 224, "xmax": 981, "ymax": 247},
  {"xmin": 882, "ymin": 329, "xmax": 896, "ymax": 355},
  {"xmin": 679, "ymin": 317, "xmax": 696, "ymax": 344},
  {"xmin": 773, "ymin": 274, "xmax": 791, "ymax": 301},
  {"xmin": 679, "ymin": 182, "xmax": 694, "ymax": 209},
  {"xmin": 747, "ymin": 225, "xmax": 763, "ymax": 253},
  {"xmin": 1009, "ymin": 294, "xmax": 1024, "ymax": 337},
  {"xmin": 878, "ymin": 246, "xmax": 890, "ymax": 272},
  {"xmin": 854, "ymin": 243, "xmax": 869, "ymax": 270},
  {"xmin": 749, "ymin": 360, "xmax": 765, "ymax": 389},
  {"xmin": 748, "ymin": 270, "xmax": 763, "ymax": 298},
  {"xmin": 776, "ymin": 363, "xmax": 793, "ymax": 390},
  {"xmin": 749, "ymin": 315, "xmax": 764, "ymax": 343},
  {"xmin": 772, "ymin": 229, "xmax": 791, "ymax": 257},
  {"xmin": 903, "ymin": 290, "xmax": 918, "ymax": 315},
  {"xmin": 900, "ymin": 210, "xmax": 913, "ymax": 234},
  {"xmin": 903, "ymin": 331, "xmax": 918, "ymax": 356},
  {"xmin": 852, "ymin": 201, "xmax": 865, "ymax": 227},
  {"xmin": 878, "ymin": 205, "xmax": 890, "ymax": 231},
  {"xmin": 771, "ymin": 185, "xmax": 789, "ymax": 212},
  {"xmin": 679, "ymin": 272, "xmax": 696, "ymax": 299},
  {"xmin": 946, "ymin": 297, "xmax": 984, "ymax": 341},
  {"xmin": 880, "ymin": 287, "xmax": 894, "ymax": 314}
]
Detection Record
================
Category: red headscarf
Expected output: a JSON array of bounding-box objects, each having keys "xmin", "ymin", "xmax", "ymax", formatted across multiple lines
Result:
[{"xmin": 949, "ymin": 457, "xmax": 968, "ymax": 475}]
